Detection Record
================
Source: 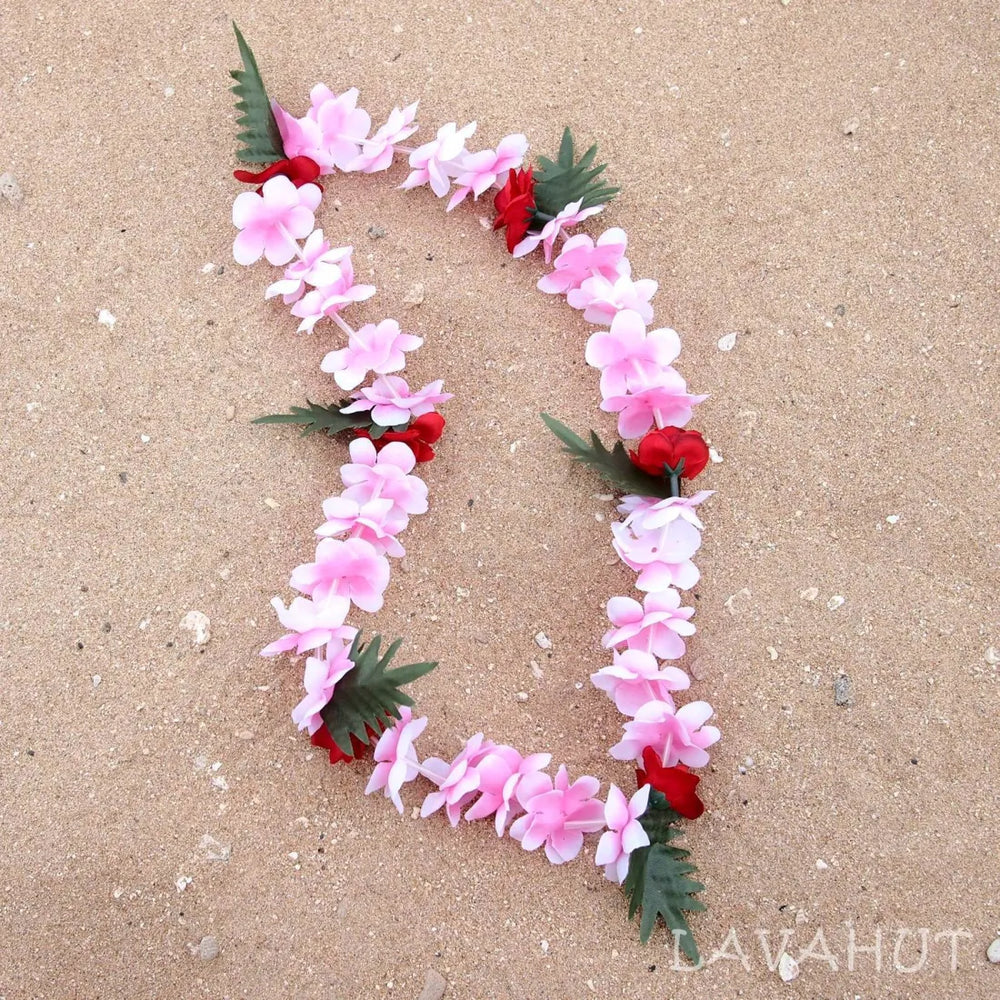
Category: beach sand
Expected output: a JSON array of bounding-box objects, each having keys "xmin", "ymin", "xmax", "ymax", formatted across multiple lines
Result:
[{"xmin": 1, "ymin": 2, "xmax": 998, "ymax": 997}]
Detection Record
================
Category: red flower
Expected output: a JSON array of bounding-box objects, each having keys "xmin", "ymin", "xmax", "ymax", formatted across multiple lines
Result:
[
  {"xmin": 233, "ymin": 155, "xmax": 322, "ymax": 192},
  {"xmin": 636, "ymin": 746, "xmax": 705, "ymax": 819},
  {"xmin": 354, "ymin": 412, "xmax": 446, "ymax": 463},
  {"xmin": 310, "ymin": 722, "xmax": 382, "ymax": 765},
  {"xmin": 629, "ymin": 426, "xmax": 709, "ymax": 480},
  {"xmin": 493, "ymin": 167, "xmax": 536, "ymax": 253}
]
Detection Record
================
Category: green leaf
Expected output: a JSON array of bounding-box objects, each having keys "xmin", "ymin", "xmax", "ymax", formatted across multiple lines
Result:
[
  {"xmin": 540, "ymin": 413, "xmax": 673, "ymax": 498},
  {"xmin": 319, "ymin": 633, "xmax": 437, "ymax": 755},
  {"xmin": 230, "ymin": 23, "xmax": 284, "ymax": 164},
  {"xmin": 532, "ymin": 127, "xmax": 620, "ymax": 218},
  {"xmin": 252, "ymin": 400, "xmax": 369, "ymax": 437},
  {"xmin": 638, "ymin": 789, "xmax": 686, "ymax": 845},
  {"xmin": 623, "ymin": 842, "xmax": 706, "ymax": 961}
]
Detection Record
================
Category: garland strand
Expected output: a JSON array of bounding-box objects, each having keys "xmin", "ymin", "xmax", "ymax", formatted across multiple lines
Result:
[{"xmin": 230, "ymin": 24, "xmax": 720, "ymax": 962}]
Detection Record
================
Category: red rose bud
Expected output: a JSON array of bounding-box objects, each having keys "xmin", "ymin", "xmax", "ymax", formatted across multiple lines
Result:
[
  {"xmin": 233, "ymin": 155, "xmax": 323, "ymax": 191},
  {"xmin": 636, "ymin": 746, "xmax": 705, "ymax": 820},
  {"xmin": 493, "ymin": 166, "xmax": 536, "ymax": 253},
  {"xmin": 355, "ymin": 412, "xmax": 446, "ymax": 463},
  {"xmin": 310, "ymin": 722, "xmax": 382, "ymax": 765},
  {"xmin": 629, "ymin": 426, "xmax": 709, "ymax": 480}
]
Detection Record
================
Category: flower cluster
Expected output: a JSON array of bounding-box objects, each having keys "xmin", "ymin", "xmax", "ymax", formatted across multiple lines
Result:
[{"xmin": 234, "ymin": 75, "xmax": 721, "ymax": 897}]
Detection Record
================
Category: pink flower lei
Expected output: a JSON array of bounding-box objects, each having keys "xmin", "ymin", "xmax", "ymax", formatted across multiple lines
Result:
[{"xmin": 229, "ymin": 24, "xmax": 720, "ymax": 962}]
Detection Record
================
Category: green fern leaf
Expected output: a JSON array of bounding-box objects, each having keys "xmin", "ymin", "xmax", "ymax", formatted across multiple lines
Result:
[
  {"xmin": 252, "ymin": 400, "xmax": 371, "ymax": 437},
  {"xmin": 638, "ymin": 789, "xmax": 687, "ymax": 845},
  {"xmin": 319, "ymin": 633, "xmax": 437, "ymax": 755},
  {"xmin": 540, "ymin": 413, "xmax": 672, "ymax": 498},
  {"xmin": 230, "ymin": 23, "xmax": 284, "ymax": 164},
  {"xmin": 623, "ymin": 842, "xmax": 706, "ymax": 961},
  {"xmin": 533, "ymin": 127, "xmax": 620, "ymax": 218}
]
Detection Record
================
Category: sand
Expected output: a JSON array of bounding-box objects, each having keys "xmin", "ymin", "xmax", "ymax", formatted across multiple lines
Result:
[{"xmin": 2, "ymin": 1, "xmax": 998, "ymax": 997}]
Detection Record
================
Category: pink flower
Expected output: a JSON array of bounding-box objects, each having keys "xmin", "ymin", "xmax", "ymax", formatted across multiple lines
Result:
[
  {"xmin": 567, "ymin": 272, "xmax": 658, "ymax": 326},
  {"xmin": 610, "ymin": 700, "xmax": 721, "ymax": 768},
  {"xmin": 272, "ymin": 100, "xmax": 326, "ymax": 165},
  {"xmin": 289, "ymin": 536, "xmax": 391, "ymax": 613},
  {"xmin": 584, "ymin": 310, "xmax": 681, "ymax": 397},
  {"xmin": 320, "ymin": 319, "xmax": 424, "ymax": 391},
  {"xmin": 338, "ymin": 437, "xmax": 429, "ymax": 525},
  {"xmin": 536, "ymin": 228, "xmax": 629, "ymax": 296},
  {"xmin": 508, "ymin": 765, "xmax": 606, "ymax": 864},
  {"xmin": 513, "ymin": 199, "xmax": 604, "ymax": 263},
  {"xmin": 420, "ymin": 733, "xmax": 496, "ymax": 826},
  {"xmin": 261, "ymin": 595, "xmax": 357, "ymax": 657},
  {"xmin": 612, "ymin": 492, "xmax": 712, "ymax": 591},
  {"xmin": 291, "ymin": 253, "xmax": 377, "ymax": 333},
  {"xmin": 462, "ymin": 746, "xmax": 553, "ymax": 836},
  {"xmin": 341, "ymin": 375, "xmax": 453, "ymax": 428},
  {"xmin": 232, "ymin": 175, "xmax": 322, "ymax": 266},
  {"xmin": 311, "ymin": 86, "xmax": 372, "ymax": 170},
  {"xmin": 401, "ymin": 122, "xmax": 477, "ymax": 198},
  {"xmin": 447, "ymin": 133, "xmax": 528, "ymax": 210},
  {"xmin": 594, "ymin": 784, "xmax": 651, "ymax": 884},
  {"xmin": 365, "ymin": 707, "xmax": 428, "ymax": 814},
  {"xmin": 603, "ymin": 590, "xmax": 696, "ymax": 660},
  {"xmin": 315, "ymin": 495, "xmax": 407, "ymax": 557},
  {"xmin": 290, "ymin": 642, "xmax": 356, "ymax": 735},
  {"xmin": 274, "ymin": 86, "xmax": 371, "ymax": 173},
  {"xmin": 264, "ymin": 230, "xmax": 352, "ymax": 304},
  {"xmin": 347, "ymin": 102, "xmax": 420, "ymax": 173},
  {"xmin": 600, "ymin": 375, "xmax": 708, "ymax": 439},
  {"xmin": 590, "ymin": 649, "xmax": 691, "ymax": 716}
]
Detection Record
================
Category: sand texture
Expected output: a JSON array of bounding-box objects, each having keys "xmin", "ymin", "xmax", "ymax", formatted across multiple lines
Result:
[{"xmin": 2, "ymin": 1, "xmax": 998, "ymax": 997}]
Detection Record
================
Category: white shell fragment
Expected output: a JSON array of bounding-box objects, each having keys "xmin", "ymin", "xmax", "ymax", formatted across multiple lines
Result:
[
  {"xmin": 180, "ymin": 610, "xmax": 211, "ymax": 645},
  {"xmin": 777, "ymin": 953, "xmax": 800, "ymax": 981}
]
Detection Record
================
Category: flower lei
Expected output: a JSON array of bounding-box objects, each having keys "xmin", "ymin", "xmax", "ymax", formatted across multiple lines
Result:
[{"xmin": 229, "ymin": 24, "xmax": 720, "ymax": 961}]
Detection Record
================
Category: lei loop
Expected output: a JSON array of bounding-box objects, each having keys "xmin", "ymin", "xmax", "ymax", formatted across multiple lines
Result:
[{"xmin": 230, "ymin": 23, "xmax": 721, "ymax": 962}]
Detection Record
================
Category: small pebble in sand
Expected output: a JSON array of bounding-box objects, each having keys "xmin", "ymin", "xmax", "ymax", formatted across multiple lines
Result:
[
  {"xmin": 816, "ymin": 858, "xmax": 829, "ymax": 870},
  {"xmin": 827, "ymin": 594, "xmax": 845, "ymax": 610},
  {"xmin": 225, "ymin": 404, "xmax": 235, "ymax": 421},
  {"xmin": 534, "ymin": 631, "xmax": 552, "ymax": 649},
  {"xmin": 886, "ymin": 514, "xmax": 900, "ymax": 524},
  {"xmin": 92, "ymin": 675, "xmax": 102, "ymax": 688},
  {"xmin": 367, "ymin": 224, "xmax": 386, "ymax": 239},
  {"xmin": 175, "ymin": 875, "xmax": 192, "ymax": 893},
  {"xmin": 199, "ymin": 834, "xmax": 231, "ymax": 862},
  {"xmin": 986, "ymin": 937, "xmax": 1000, "ymax": 963},
  {"xmin": 717, "ymin": 332, "xmax": 738, "ymax": 352},
  {"xmin": 402, "ymin": 282, "xmax": 425, "ymax": 307},
  {"xmin": 800, "ymin": 586, "xmax": 819, "ymax": 601},
  {"xmin": 97, "ymin": 309, "xmax": 117, "ymax": 329},
  {"xmin": 777, "ymin": 952, "xmax": 800, "ymax": 982},
  {"xmin": 197, "ymin": 936, "xmax": 220, "ymax": 960},
  {"xmin": 834, "ymin": 673, "xmax": 853, "ymax": 707},
  {"xmin": 180, "ymin": 610, "xmax": 211, "ymax": 645},
  {"xmin": 0, "ymin": 172, "xmax": 24, "ymax": 206},
  {"xmin": 708, "ymin": 446, "xmax": 724, "ymax": 463},
  {"xmin": 416, "ymin": 969, "xmax": 446, "ymax": 1000},
  {"xmin": 530, "ymin": 660, "xmax": 544, "ymax": 680},
  {"xmin": 515, "ymin": 691, "xmax": 529, "ymax": 702},
  {"xmin": 985, "ymin": 647, "xmax": 1000, "ymax": 666},
  {"xmin": 724, "ymin": 588, "xmax": 752, "ymax": 616},
  {"xmin": 842, "ymin": 116, "xmax": 861, "ymax": 136}
]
